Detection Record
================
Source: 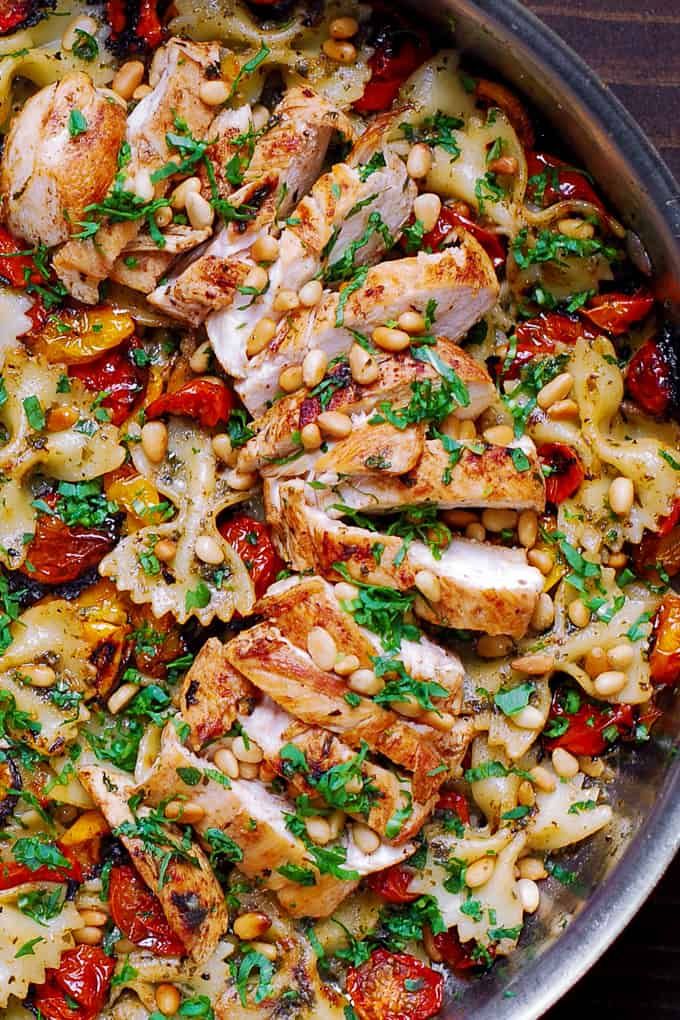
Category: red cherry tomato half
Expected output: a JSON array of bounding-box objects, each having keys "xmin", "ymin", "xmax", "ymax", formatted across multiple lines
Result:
[
  {"xmin": 435, "ymin": 789, "xmax": 470, "ymax": 825},
  {"xmin": 420, "ymin": 206, "xmax": 506, "ymax": 269},
  {"xmin": 526, "ymin": 151, "xmax": 604, "ymax": 210},
  {"xmin": 544, "ymin": 690, "xmax": 635, "ymax": 757},
  {"xmin": 649, "ymin": 593, "xmax": 680, "ymax": 687},
  {"xmin": 580, "ymin": 290, "xmax": 655, "ymax": 335},
  {"xmin": 500, "ymin": 313, "xmax": 593, "ymax": 381},
  {"xmin": 146, "ymin": 378, "xmax": 234, "ymax": 429},
  {"xmin": 218, "ymin": 514, "xmax": 283, "ymax": 598},
  {"xmin": 0, "ymin": 0, "xmax": 49, "ymax": 35},
  {"xmin": 367, "ymin": 863, "xmax": 419, "ymax": 904},
  {"xmin": 625, "ymin": 338, "xmax": 675, "ymax": 418},
  {"xmin": 109, "ymin": 864, "xmax": 186, "ymax": 957},
  {"xmin": 107, "ymin": 0, "xmax": 164, "ymax": 48},
  {"xmin": 353, "ymin": 11, "xmax": 431, "ymax": 114},
  {"xmin": 0, "ymin": 842, "xmax": 82, "ymax": 891},
  {"xmin": 0, "ymin": 226, "xmax": 41, "ymax": 288},
  {"xmin": 347, "ymin": 948, "xmax": 444, "ymax": 1020},
  {"xmin": 69, "ymin": 340, "xmax": 147, "ymax": 426},
  {"xmin": 33, "ymin": 946, "xmax": 115, "ymax": 1020},
  {"xmin": 21, "ymin": 510, "xmax": 115, "ymax": 585},
  {"xmin": 537, "ymin": 443, "xmax": 585, "ymax": 504},
  {"xmin": 432, "ymin": 928, "xmax": 478, "ymax": 973}
]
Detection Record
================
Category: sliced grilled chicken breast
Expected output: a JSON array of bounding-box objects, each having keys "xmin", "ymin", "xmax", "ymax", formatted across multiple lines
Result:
[
  {"xmin": 0, "ymin": 72, "xmax": 126, "ymax": 248},
  {"xmin": 266, "ymin": 480, "xmax": 544, "ymax": 638},
  {"xmin": 78, "ymin": 763, "xmax": 226, "ymax": 963},
  {"xmin": 53, "ymin": 39, "xmax": 220, "ymax": 303},
  {"xmin": 180, "ymin": 637, "xmax": 256, "ymax": 752},
  {"xmin": 237, "ymin": 241, "xmax": 499, "ymax": 415}
]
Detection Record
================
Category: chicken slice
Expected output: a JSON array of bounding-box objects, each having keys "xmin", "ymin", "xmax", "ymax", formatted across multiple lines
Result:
[
  {"xmin": 310, "ymin": 435, "xmax": 546, "ymax": 513},
  {"xmin": 141, "ymin": 724, "xmax": 413, "ymax": 918},
  {"xmin": 109, "ymin": 225, "xmax": 212, "ymax": 292},
  {"xmin": 54, "ymin": 39, "xmax": 220, "ymax": 303},
  {"xmin": 149, "ymin": 87, "xmax": 355, "ymax": 328},
  {"xmin": 266, "ymin": 479, "xmax": 544, "ymax": 638},
  {"xmin": 224, "ymin": 622, "xmax": 457, "ymax": 801},
  {"xmin": 238, "ymin": 339, "xmax": 496, "ymax": 475},
  {"xmin": 0, "ymin": 72, "xmax": 127, "ymax": 248},
  {"xmin": 78, "ymin": 764, "xmax": 227, "ymax": 963},
  {"xmin": 180, "ymin": 637, "xmax": 256, "ymax": 752},
  {"xmin": 237, "ymin": 239, "xmax": 499, "ymax": 416}
]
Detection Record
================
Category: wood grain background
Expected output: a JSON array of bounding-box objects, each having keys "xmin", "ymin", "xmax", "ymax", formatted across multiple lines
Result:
[{"xmin": 518, "ymin": 9, "xmax": 680, "ymax": 1016}]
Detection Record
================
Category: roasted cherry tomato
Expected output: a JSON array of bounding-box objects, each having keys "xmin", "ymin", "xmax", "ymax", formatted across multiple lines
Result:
[
  {"xmin": 129, "ymin": 603, "xmax": 188, "ymax": 679},
  {"xmin": 526, "ymin": 151, "xmax": 604, "ymax": 210},
  {"xmin": 634, "ymin": 498, "xmax": 680, "ymax": 581},
  {"xmin": 354, "ymin": 9, "xmax": 431, "ymax": 113},
  {"xmin": 0, "ymin": 226, "xmax": 41, "ymax": 288},
  {"xmin": 420, "ymin": 206, "xmax": 506, "ymax": 268},
  {"xmin": 432, "ymin": 928, "xmax": 478, "ymax": 973},
  {"xmin": 33, "ymin": 946, "xmax": 115, "ymax": 1020},
  {"xmin": 218, "ymin": 514, "xmax": 283, "ymax": 598},
  {"xmin": 580, "ymin": 290, "xmax": 654, "ymax": 335},
  {"xmin": 21, "ymin": 509, "xmax": 115, "ymax": 585},
  {"xmin": 544, "ymin": 689, "xmax": 635, "ymax": 756},
  {"xmin": 367, "ymin": 863, "xmax": 419, "ymax": 904},
  {"xmin": 146, "ymin": 378, "xmax": 234, "ymax": 429},
  {"xmin": 625, "ymin": 326, "xmax": 680, "ymax": 419},
  {"xmin": 0, "ymin": 841, "xmax": 82, "ymax": 891},
  {"xmin": 499, "ymin": 313, "xmax": 593, "ymax": 381},
  {"xmin": 649, "ymin": 593, "xmax": 680, "ymax": 686},
  {"xmin": 435, "ymin": 789, "xmax": 470, "ymax": 825},
  {"xmin": 538, "ymin": 443, "xmax": 585, "ymax": 504},
  {"xmin": 107, "ymin": 0, "xmax": 163, "ymax": 49},
  {"xmin": 347, "ymin": 948, "xmax": 443, "ymax": 1020},
  {"xmin": 109, "ymin": 864, "xmax": 185, "ymax": 956},
  {"xmin": 0, "ymin": 0, "xmax": 52, "ymax": 35},
  {"xmin": 69, "ymin": 339, "xmax": 147, "ymax": 426}
]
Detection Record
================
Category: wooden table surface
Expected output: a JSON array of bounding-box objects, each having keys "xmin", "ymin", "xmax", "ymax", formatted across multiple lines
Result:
[{"xmin": 519, "ymin": 6, "xmax": 680, "ymax": 1015}]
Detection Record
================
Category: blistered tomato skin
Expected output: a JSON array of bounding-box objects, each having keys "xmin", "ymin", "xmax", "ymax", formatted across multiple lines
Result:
[
  {"xmin": 32, "ymin": 946, "xmax": 115, "ymax": 1020},
  {"xmin": 537, "ymin": 443, "xmax": 585, "ymax": 505},
  {"xmin": 109, "ymin": 864, "xmax": 186, "ymax": 956},
  {"xmin": 367, "ymin": 863, "xmax": 419, "ymax": 903},
  {"xmin": 435, "ymin": 789, "xmax": 470, "ymax": 825},
  {"xmin": 69, "ymin": 339, "xmax": 148, "ymax": 426},
  {"xmin": 353, "ymin": 8, "xmax": 431, "ymax": 113},
  {"xmin": 649, "ymin": 593, "xmax": 680, "ymax": 686},
  {"xmin": 146, "ymin": 378, "xmax": 235, "ymax": 429},
  {"xmin": 420, "ymin": 206, "xmax": 506, "ymax": 269},
  {"xmin": 544, "ymin": 692, "xmax": 635, "ymax": 756},
  {"xmin": 580, "ymin": 290, "xmax": 654, "ymax": 335},
  {"xmin": 626, "ymin": 326, "xmax": 680, "ymax": 419},
  {"xmin": 347, "ymin": 948, "xmax": 444, "ymax": 1020},
  {"xmin": 21, "ymin": 510, "xmax": 116, "ymax": 585},
  {"xmin": 0, "ymin": 841, "xmax": 82, "ymax": 890},
  {"xmin": 526, "ymin": 151, "xmax": 604, "ymax": 209},
  {"xmin": 218, "ymin": 514, "xmax": 283, "ymax": 598},
  {"xmin": 499, "ymin": 313, "xmax": 594, "ymax": 381},
  {"xmin": 433, "ymin": 928, "xmax": 478, "ymax": 973}
]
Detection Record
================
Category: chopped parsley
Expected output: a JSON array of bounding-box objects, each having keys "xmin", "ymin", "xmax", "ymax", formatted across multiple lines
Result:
[
  {"xmin": 68, "ymin": 109, "xmax": 88, "ymax": 137},
  {"xmin": 511, "ymin": 227, "xmax": 619, "ymax": 269},
  {"xmin": 334, "ymin": 562, "xmax": 419, "ymax": 650}
]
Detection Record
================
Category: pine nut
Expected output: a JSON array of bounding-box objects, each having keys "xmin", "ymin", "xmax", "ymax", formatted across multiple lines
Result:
[
  {"xmin": 133, "ymin": 84, "xmax": 152, "ymax": 100},
  {"xmin": 518, "ymin": 856, "xmax": 547, "ymax": 881},
  {"xmin": 226, "ymin": 469, "xmax": 257, "ymax": 491},
  {"xmin": 78, "ymin": 909, "xmax": 108, "ymax": 927},
  {"xmin": 251, "ymin": 941, "xmax": 278, "ymax": 961},
  {"xmin": 594, "ymin": 670, "xmax": 627, "ymax": 697},
  {"xmin": 372, "ymin": 326, "xmax": 411, "ymax": 352},
  {"xmin": 214, "ymin": 748, "xmax": 239, "ymax": 779},
  {"xmin": 423, "ymin": 710, "xmax": 456, "ymax": 732},
  {"xmin": 329, "ymin": 15, "xmax": 359, "ymax": 38},
  {"xmin": 151, "ymin": 540, "xmax": 174, "ymax": 564},
  {"xmin": 233, "ymin": 912, "xmax": 271, "ymax": 941},
  {"xmin": 481, "ymin": 508, "xmax": 517, "ymax": 532},
  {"xmin": 579, "ymin": 756, "xmax": 605, "ymax": 778},
  {"xmin": 305, "ymin": 816, "xmax": 332, "ymax": 845},
  {"xmin": 212, "ymin": 434, "xmax": 233, "ymax": 463},
  {"xmin": 349, "ymin": 343, "xmax": 379, "ymax": 385},
  {"xmin": 537, "ymin": 372, "xmax": 573, "ymax": 409},
  {"xmin": 415, "ymin": 569, "xmax": 441, "ymax": 603},
  {"xmin": 442, "ymin": 509, "xmax": 477, "ymax": 527},
  {"xmin": 352, "ymin": 822, "xmax": 380, "ymax": 854},
  {"xmin": 483, "ymin": 424, "xmax": 514, "ymax": 446},
  {"xmin": 517, "ymin": 509, "xmax": 538, "ymax": 548},
  {"xmin": 548, "ymin": 399, "xmax": 579, "ymax": 420},
  {"xmin": 47, "ymin": 405, "xmax": 79, "ymax": 431},
  {"xmin": 233, "ymin": 736, "xmax": 263, "ymax": 764},
  {"xmin": 397, "ymin": 310, "xmax": 427, "ymax": 334},
  {"xmin": 407, "ymin": 143, "xmax": 432, "ymax": 180},
  {"xmin": 477, "ymin": 635, "xmax": 513, "ymax": 659},
  {"xmin": 155, "ymin": 984, "xmax": 181, "ymax": 1016},
  {"xmin": 513, "ymin": 705, "xmax": 544, "ymax": 730},
  {"xmin": 298, "ymin": 279, "xmax": 323, "ymax": 306},
  {"xmin": 517, "ymin": 878, "xmax": 540, "ymax": 913},
  {"xmin": 327, "ymin": 809, "xmax": 346, "ymax": 839},
  {"xmin": 238, "ymin": 762, "xmax": 259, "ymax": 779},
  {"xmin": 423, "ymin": 925, "xmax": 443, "ymax": 963},
  {"xmin": 413, "ymin": 193, "xmax": 442, "ymax": 233},
  {"xmin": 393, "ymin": 698, "xmax": 421, "ymax": 718},
  {"xmin": 568, "ymin": 599, "xmax": 591, "ymax": 628},
  {"xmin": 23, "ymin": 664, "xmax": 56, "ymax": 688},
  {"xmin": 466, "ymin": 522, "xmax": 486, "ymax": 542},
  {"xmin": 302, "ymin": 349, "xmax": 328, "ymax": 389},
  {"xmin": 335, "ymin": 581, "xmax": 358, "ymax": 601},
  {"xmin": 317, "ymin": 411, "xmax": 352, "ymax": 439},
  {"xmin": 279, "ymin": 362, "xmax": 304, "ymax": 392},
  {"xmin": 244, "ymin": 265, "xmax": 269, "ymax": 292},
  {"xmin": 186, "ymin": 191, "xmax": 214, "ymax": 230},
  {"xmin": 165, "ymin": 800, "xmax": 205, "ymax": 824},
  {"xmin": 154, "ymin": 206, "xmax": 173, "ymax": 229},
  {"xmin": 301, "ymin": 422, "xmax": 322, "ymax": 450},
  {"xmin": 606, "ymin": 551, "xmax": 628, "ymax": 569},
  {"xmin": 527, "ymin": 548, "xmax": 554, "ymax": 575},
  {"xmin": 557, "ymin": 217, "xmax": 595, "ymax": 240},
  {"xmin": 322, "ymin": 38, "xmax": 357, "ymax": 62},
  {"xmin": 251, "ymin": 104, "xmax": 270, "ymax": 131},
  {"xmin": 195, "ymin": 534, "xmax": 224, "ymax": 565},
  {"xmin": 107, "ymin": 683, "xmax": 138, "ymax": 715},
  {"xmin": 112, "ymin": 60, "xmax": 145, "ymax": 100},
  {"xmin": 488, "ymin": 155, "xmax": 519, "ymax": 176},
  {"xmin": 247, "ymin": 317, "xmax": 277, "ymax": 356},
  {"xmin": 529, "ymin": 765, "xmax": 556, "ymax": 792},
  {"xmin": 607, "ymin": 643, "xmax": 635, "ymax": 670},
  {"xmin": 465, "ymin": 857, "xmax": 495, "ymax": 888},
  {"xmin": 251, "ymin": 235, "xmax": 279, "ymax": 263},
  {"xmin": 531, "ymin": 592, "xmax": 555, "ymax": 631},
  {"xmin": 199, "ymin": 80, "xmax": 230, "ymax": 106},
  {"xmin": 308, "ymin": 626, "xmax": 337, "ymax": 671},
  {"xmin": 518, "ymin": 780, "xmax": 536, "ymax": 807},
  {"xmin": 349, "ymin": 668, "xmax": 383, "ymax": 696},
  {"xmin": 583, "ymin": 647, "xmax": 608, "ymax": 678},
  {"xmin": 74, "ymin": 926, "xmax": 103, "ymax": 945},
  {"xmin": 551, "ymin": 747, "xmax": 579, "ymax": 779},
  {"xmin": 273, "ymin": 289, "xmax": 300, "ymax": 314},
  {"xmin": 511, "ymin": 653, "xmax": 555, "ymax": 675},
  {"xmin": 189, "ymin": 341, "xmax": 212, "ymax": 374},
  {"xmin": 62, "ymin": 14, "xmax": 99, "ymax": 51},
  {"xmin": 141, "ymin": 421, "xmax": 168, "ymax": 463},
  {"xmin": 171, "ymin": 176, "xmax": 201, "ymax": 210},
  {"xmin": 609, "ymin": 476, "xmax": 634, "ymax": 516}
]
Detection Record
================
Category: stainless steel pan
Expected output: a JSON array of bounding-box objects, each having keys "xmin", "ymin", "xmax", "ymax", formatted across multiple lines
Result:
[{"xmin": 399, "ymin": 1, "xmax": 680, "ymax": 1015}]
